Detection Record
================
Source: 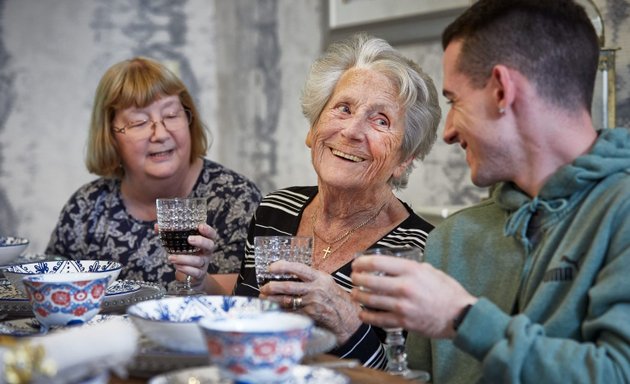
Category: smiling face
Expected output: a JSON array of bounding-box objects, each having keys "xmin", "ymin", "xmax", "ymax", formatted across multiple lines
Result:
[
  {"xmin": 112, "ymin": 95, "xmax": 192, "ymax": 183},
  {"xmin": 307, "ymin": 68, "xmax": 410, "ymax": 193},
  {"xmin": 442, "ymin": 41, "xmax": 514, "ymax": 187}
]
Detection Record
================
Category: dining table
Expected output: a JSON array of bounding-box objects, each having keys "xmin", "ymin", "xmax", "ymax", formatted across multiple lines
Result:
[{"xmin": 109, "ymin": 354, "xmax": 425, "ymax": 384}]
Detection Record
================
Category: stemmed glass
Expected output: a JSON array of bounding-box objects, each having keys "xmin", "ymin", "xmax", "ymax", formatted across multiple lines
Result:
[
  {"xmin": 156, "ymin": 197, "xmax": 207, "ymax": 295},
  {"xmin": 355, "ymin": 247, "xmax": 431, "ymax": 382}
]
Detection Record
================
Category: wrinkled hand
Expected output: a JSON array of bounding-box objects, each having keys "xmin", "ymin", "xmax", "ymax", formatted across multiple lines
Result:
[
  {"xmin": 259, "ymin": 260, "xmax": 363, "ymax": 345},
  {"xmin": 351, "ymin": 255, "xmax": 477, "ymax": 339},
  {"xmin": 157, "ymin": 223, "xmax": 218, "ymax": 288}
]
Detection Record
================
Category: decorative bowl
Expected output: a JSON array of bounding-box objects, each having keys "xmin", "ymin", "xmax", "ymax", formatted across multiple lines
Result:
[
  {"xmin": 0, "ymin": 236, "xmax": 29, "ymax": 266},
  {"xmin": 22, "ymin": 272, "xmax": 110, "ymax": 331},
  {"xmin": 198, "ymin": 312, "xmax": 313, "ymax": 383},
  {"xmin": 126, "ymin": 295, "xmax": 279, "ymax": 354},
  {"xmin": 2, "ymin": 260, "xmax": 122, "ymax": 295}
]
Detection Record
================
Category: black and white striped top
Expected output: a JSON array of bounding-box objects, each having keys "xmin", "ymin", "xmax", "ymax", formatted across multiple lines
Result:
[{"xmin": 234, "ymin": 186, "xmax": 433, "ymax": 369}]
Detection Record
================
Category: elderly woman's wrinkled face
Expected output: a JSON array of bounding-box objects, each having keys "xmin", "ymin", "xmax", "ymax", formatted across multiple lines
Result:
[{"xmin": 307, "ymin": 68, "xmax": 409, "ymax": 191}]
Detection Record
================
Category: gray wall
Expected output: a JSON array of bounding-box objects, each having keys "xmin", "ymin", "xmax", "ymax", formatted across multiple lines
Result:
[{"xmin": 0, "ymin": 0, "xmax": 626, "ymax": 253}]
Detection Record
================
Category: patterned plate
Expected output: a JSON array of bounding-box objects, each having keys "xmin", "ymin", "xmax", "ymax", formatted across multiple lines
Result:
[
  {"xmin": 0, "ymin": 314, "xmax": 128, "ymax": 337},
  {"xmin": 0, "ymin": 280, "xmax": 164, "ymax": 319},
  {"xmin": 129, "ymin": 326, "xmax": 337, "ymax": 378},
  {"xmin": 148, "ymin": 365, "xmax": 349, "ymax": 384},
  {"xmin": 0, "ymin": 279, "xmax": 140, "ymax": 300},
  {"xmin": 104, "ymin": 280, "xmax": 142, "ymax": 296}
]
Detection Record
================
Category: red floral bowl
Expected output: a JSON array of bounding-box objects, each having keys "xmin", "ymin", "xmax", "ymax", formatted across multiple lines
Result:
[
  {"xmin": 198, "ymin": 312, "xmax": 313, "ymax": 383},
  {"xmin": 22, "ymin": 272, "xmax": 109, "ymax": 332}
]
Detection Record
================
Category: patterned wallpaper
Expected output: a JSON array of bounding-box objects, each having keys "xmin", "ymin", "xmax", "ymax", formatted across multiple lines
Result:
[
  {"xmin": 606, "ymin": 0, "xmax": 630, "ymax": 127},
  {"xmin": 0, "ymin": 0, "xmax": 16, "ymax": 235},
  {"xmin": 0, "ymin": 0, "xmax": 626, "ymax": 252}
]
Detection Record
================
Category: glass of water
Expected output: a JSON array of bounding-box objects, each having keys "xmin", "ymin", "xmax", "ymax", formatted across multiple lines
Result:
[
  {"xmin": 254, "ymin": 236, "xmax": 312, "ymax": 287},
  {"xmin": 355, "ymin": 247, "xmax": 430, "ymax": 382}
]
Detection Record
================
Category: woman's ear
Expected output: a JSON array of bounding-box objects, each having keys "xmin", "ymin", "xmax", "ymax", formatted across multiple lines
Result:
[
  {"xmin": 305, "ymin": 127, "xmax": 314, "ymax": 148},
  {"xmin": 393, "ymin": 156, "xmax": 414, "ymax": 179}
]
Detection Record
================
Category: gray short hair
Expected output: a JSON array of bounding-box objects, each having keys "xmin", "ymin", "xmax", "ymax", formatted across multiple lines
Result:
[{"xmin": 301, "ymin": 33, "xmax": 441, "ymax": 189}]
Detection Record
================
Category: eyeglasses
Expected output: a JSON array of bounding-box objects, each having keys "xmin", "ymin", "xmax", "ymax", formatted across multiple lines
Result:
[{"xmin": 112, "ymin": 109, "xmax": 192, "ymax": 138}]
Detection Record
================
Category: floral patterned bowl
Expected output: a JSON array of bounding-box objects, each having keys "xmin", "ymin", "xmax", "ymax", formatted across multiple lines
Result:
[
  {"xmin": 2, "ymin": 260, "xmax": 122, "ymax": 295},
  {"xmin": 22, "ymin": 272, "xmax": 109, "ymax": 332},
  {"xmin": 199, "ymin": 312, "xmax": 313, "ymax": 383},
  {"xmin": 0, "ymin": 236, "xmax": 29, "ymax": 266},
  {"xmin": 126, "ymin": 295, "xmax": 279, "ymax": 354}
]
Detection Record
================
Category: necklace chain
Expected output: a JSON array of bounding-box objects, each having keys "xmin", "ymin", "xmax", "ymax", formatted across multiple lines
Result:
[{"xmin": 311, "ymin": 201, "xmax": 387, "ymax": 260}]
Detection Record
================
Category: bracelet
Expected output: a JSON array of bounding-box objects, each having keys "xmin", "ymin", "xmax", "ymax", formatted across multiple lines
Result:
[{"xmin": 452, "ymin": 304, "xmax": 473, "ymax": 331}]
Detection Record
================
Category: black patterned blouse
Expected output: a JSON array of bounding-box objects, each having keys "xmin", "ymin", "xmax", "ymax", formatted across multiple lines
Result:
[{"xmin": 46, "ymin": 159, "xmax": 262, "ymax": 292}]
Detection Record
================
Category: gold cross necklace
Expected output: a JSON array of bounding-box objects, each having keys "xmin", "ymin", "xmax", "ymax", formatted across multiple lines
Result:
[{"xmin": 311, "ymin": 201, "xmax": 387, "ymax": 260}]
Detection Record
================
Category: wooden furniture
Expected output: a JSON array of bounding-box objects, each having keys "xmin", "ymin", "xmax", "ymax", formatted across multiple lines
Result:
[{"xmin": 109, "ymin": 354, "xmax": 424, "ymax": 384}]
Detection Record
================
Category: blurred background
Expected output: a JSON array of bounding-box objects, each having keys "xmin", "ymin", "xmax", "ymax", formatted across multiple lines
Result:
[{"xmin": 0, "ymin": 0, "xmax": 627, "ymax": 253}]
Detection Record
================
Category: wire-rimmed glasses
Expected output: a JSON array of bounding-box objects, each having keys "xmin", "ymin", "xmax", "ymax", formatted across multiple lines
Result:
[
  {"xmin": 355, "ymin": 247, "xmax": 431, "ymax": 382},
  {"xmin": 112, "ymin": 108, "xmax": 192, "ymax": 139}
]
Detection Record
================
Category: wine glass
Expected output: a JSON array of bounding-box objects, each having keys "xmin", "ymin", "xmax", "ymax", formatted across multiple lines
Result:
[
  {"xmin": 156, "ymin": 197, "xmax": 207, "ymax": 295},
  {"xmin": 355, "ymin": 247, "xmax": 431, "ymax": 382}
]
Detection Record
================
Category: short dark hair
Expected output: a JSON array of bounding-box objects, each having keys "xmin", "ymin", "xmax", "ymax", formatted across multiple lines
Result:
[{"xmin": 442, "ymin": 0, "xmax": 599, "ymax": 111}]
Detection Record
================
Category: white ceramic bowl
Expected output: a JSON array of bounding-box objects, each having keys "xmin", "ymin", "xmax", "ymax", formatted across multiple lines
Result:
[
  {"xmin": 0, "ymin": 236, "xmax": 29, "ymax": 266},
  {"xmin": 2, "ymin": 260, "xmax": 122, "ymax": 295},
  {"xmin": 126, "ymin": 295, "xmax": 279, "ymax": 354},
  {"xmin": 22, "ymin": 272, "xmax": 110, "ymax": 331},
  {"xmin": 199, "ymin": 312, "xmax": 313, "ymax": 383}
]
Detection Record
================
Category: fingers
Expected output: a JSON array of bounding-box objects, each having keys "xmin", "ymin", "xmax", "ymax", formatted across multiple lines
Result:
[
  {"xmin": 258, "ymin": 293, "xmax": 304, "ymax": 312},
  {"xmin": 188, "ymin": 224, "xmax": 218, "ymax": 254},
  {"xmin": 351, "ymin": 284, "xmax": 401, "ymax": 313},
  {"xmin": 357, "ymin": 307, "xmax": 403, "ymax": 329},
  {"xmin": 259, "ymin": 278, "xmax": 311, "ymax": 297},
  {"xmin": 169, "ymin": 253, "xmax": 210, "ymax": 280},
  {"xmin": 352, "ymin": 255, "xmax": 421, "ymax": 276},
  {"xmin": 267, "ymin": 260, "xmax": 317, "ymax": 282},
  {"xmin": 197, "ymin": 223, "xmax": 218, "ymax": 240}
]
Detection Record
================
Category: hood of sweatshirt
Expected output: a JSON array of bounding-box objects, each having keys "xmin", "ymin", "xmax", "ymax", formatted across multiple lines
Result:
[{"xmin": 493, "ymin": 128, "xmax": 630, "ymax": 251}]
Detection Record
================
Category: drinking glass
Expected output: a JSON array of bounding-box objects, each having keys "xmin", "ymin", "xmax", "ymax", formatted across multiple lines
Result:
[
  {"xmin": 254, "ymin": 236, "xmax": 313, "ymax": 287},
  {"xmin": 355, "ymin": 247, "xmax": 430, "ymax": 382},
  {"xmin": 156, "ymin": 197, "xmax": 207, "ymax": 295}
]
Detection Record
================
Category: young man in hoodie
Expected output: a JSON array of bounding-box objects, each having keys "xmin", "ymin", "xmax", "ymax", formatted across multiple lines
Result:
[{"xmin": 352, "ymin": 0, "xmax": 630, "ymax": 382}]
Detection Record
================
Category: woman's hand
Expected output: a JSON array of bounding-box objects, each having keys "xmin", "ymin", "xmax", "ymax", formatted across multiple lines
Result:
[
  {"xmin": 259, "ymin": 260, "xmax": 363, "ymax": 344},
  {"xmin": 351, "ymin": 255, "xmax": 477, "ymax": 339},
  {"xmin": 162, "ymin": 223, "xmax": 218, "ymax": 288}
]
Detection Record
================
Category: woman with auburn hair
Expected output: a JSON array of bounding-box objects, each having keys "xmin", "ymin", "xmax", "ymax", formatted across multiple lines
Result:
[{"xmin": 47, "ymin": 57, "xmax": 261, "ymax": 295}]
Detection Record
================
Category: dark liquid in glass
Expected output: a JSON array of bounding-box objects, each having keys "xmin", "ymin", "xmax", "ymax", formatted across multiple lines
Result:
[
  {"xmin": 259, "ymin": 276, "xmax": 301, "ymax": 286},
  {"xmin": 159, "ymin": 229, "xmax": 200, "ymax": 254}
]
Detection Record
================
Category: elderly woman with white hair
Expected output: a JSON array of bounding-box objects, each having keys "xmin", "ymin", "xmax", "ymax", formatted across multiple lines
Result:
[{"xmin": 234, "ymin": 33, "xmax": 441, "ymax": 369}]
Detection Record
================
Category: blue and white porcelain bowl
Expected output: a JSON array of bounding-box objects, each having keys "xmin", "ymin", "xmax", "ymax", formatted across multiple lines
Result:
[
  {"xmin": 22, "ymin": 272, "xmax": 110, "ymax": 332},
  {"xmin": 2, "ymin": 260, "xmax": 122, "ymax": 295},
  {"xmin": 0, "ymin": 236, "xmax": 29, "ymax": 266},
  {"xmin": 199, "ymin": 312, "xmax": 313, "ymax": 383},
  {"xmin": 126, "ymin": 295, "xmax": 279, "ymax": 353}
]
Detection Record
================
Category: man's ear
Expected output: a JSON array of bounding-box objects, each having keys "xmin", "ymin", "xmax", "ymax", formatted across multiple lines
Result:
[{"xmin": 490, "ymin": 64, "xmax": 516, "ymax": 112}]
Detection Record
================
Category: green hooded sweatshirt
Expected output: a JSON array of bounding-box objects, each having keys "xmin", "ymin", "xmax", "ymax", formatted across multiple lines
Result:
[{"xmin": 408, "ymin": 128, "xmax": 630, "ymax": 383}]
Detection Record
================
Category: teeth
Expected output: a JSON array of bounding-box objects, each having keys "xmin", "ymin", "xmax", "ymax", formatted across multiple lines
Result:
[
  {"xmin": 150, "ymin": 150, "xmax": 171, "ymax": 156},
  {"xmin": 331, "ymin": 149, "xmax": 364, "ymax": 162}
]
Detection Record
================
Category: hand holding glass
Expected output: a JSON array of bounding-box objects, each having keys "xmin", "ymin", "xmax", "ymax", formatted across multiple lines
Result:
[
  {"xmin": 254, "ymin": 236, "xmax": 312, "ymax": 287},
  {"xmin": 355, "ymin": 247, "xmax": 430, "ymax": 382},
  {"xmin": 156, "ymin": 197, "xmax": 207, "ymax": 295}
]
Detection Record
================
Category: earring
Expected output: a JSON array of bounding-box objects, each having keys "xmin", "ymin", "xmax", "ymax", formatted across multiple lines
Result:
[{"xmin": 498, "ymin": 107, "xmax": 506, "ymax": 114}]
